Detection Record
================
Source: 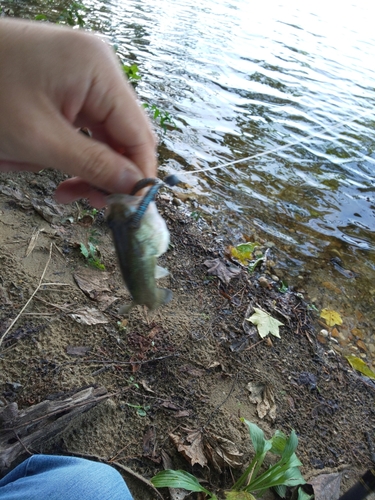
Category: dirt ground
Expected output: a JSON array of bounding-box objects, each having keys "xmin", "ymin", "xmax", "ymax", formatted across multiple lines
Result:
[{"xmin": 0, "ymin": 169, "xmax": 374, "ymax": 499}]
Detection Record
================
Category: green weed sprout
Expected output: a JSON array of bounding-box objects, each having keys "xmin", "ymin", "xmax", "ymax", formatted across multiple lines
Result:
[
  {"xmin": 80, "ymin": 241, "xmax": 105, "ymax": 270},
  {"xmin": 142, "ymin": 103, "xmax": 176, "ymax": 132},
  {"xmin": 151, "ymin": 420, "xmax": 306, "ymax": 499}
]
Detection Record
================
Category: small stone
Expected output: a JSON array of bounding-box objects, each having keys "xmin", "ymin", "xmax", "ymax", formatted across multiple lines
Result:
[
  {"xmin": 258, "ymin": 277, "xmax": 270, "ymax": 288},
  {"xmin": 172, "ymin": 197, "xmax": 182, "ymax": 206},
  {"xmin": 271, "ymin": 275, "xmax": 279, "ymax": 282},
  {"xmin": 319, "ymin": 329, "xmax": 329, "ymax": 338},
  {"xmin": 6, "ymin": 382, "xmax": 22, "ymax": 392}
]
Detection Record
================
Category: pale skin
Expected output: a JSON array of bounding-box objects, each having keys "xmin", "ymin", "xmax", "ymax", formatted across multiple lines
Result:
[{"xmin": 0, "ymin": 18, "xmax": 157, "ymax": 207}]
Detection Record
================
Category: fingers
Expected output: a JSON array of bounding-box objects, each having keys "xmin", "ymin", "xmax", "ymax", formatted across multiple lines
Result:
[
  {"xmin": 71, "ymin": 35, "xmax": 158, "ymax": 180},
  {"xmin": 41, "ymin": 116, "xmax": 146, "ymax": 195},
  {"xmin": 55, "ymin": 178, "xmax": 108, "ymax": 208}
]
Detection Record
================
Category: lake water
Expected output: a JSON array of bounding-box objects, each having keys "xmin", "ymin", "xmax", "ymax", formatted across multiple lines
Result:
[{"xmin": 4, "ymin": 0, "xmax": 375, "ymax": 362}]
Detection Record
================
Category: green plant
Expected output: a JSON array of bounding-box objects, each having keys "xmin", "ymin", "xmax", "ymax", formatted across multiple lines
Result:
[
  {"xmin": 142, "ymin": 103, "xmax": 176, "ymax": 132},
  {"xmin": 80, "ymin": 230, "xmax": 105, "ymax": 269},
  {"xmin": 35, "ymin": 1, "xmax": 87, "ymax": 27},
  {"xmin": 151, "ymin": 420, "xmax": 305, "ymax": 499},
  {"xmin": 122, "ymin": 63, "xmax": 141, "ymax": 82},
  {"xmin": 59, "ymin": 2, "xmax": 86, "ymax": 27},
  {"xmin": 125, "ymin": 402, "xmax": 150, "ymax": 417}
]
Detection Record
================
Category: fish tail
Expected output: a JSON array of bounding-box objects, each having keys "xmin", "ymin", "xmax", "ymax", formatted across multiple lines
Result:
[{"xmin": 149, "ymin": 288, "xmax": 173, "ymax": 311}]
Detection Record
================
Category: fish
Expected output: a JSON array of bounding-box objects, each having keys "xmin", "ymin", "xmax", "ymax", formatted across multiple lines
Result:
[{"xmin": 107, "ymin": 177, "xmax": 177, "ymax": 313}]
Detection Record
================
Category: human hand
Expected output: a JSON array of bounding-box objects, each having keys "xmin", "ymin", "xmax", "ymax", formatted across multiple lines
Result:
[{"xmin": 0, "ymin": 19, "xmax": 157, "ymax": 207}]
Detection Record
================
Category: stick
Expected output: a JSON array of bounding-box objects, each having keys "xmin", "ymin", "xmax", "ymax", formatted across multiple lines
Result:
[{"xmin": 0, "ymin": 243, "xmax": 53, "ymax": 349}]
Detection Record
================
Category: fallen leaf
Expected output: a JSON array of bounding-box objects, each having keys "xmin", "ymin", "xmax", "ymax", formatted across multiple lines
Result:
[
  {"xmin": 69, "ymin": 307, "xmax": 108, "ymax": 325},
  {"xmin": 321, "ymin": 281, "xmax": 341, "ymax": 294},
  {"xmin": 170, "ymin": 430, "xmax": 207, "ymax": 467},
  {"xmin": 320, "ymin": 308, "xmax": 343, "ymax": 327},
  {"xmin": 345, "ymin": 355, "xmax": 375, "ymax": 379},
  {"xmin": 140, "ymin": 380, "xmax": 155, "ymax": 393},
  {"xmin": 246, "ymin": 307, "xmax": 283, "ymax": 339},
  {"xmin": 247, "ymin": 381, "xmax": 277, "ymax": 420},
  {"xmin": 25, "ymin": 228, "xmax": 45, "ymax": 257},
  {"xmin": 161, "ymin": 401, "xmax": 181, "ymax": 410},
  {"xmin": 356, "ymin": 339, "xmax": 367, "ymax": 351},
  {"xmin": 174, "ymin": 410, "xmax": 191, "ymax": 418},
  {"xmin": 309, "ymin": 472, "xmax": 342, "ymax": 500},
  {"xmin": 143, "ymin": 426, "xmax": 156, "ymax": 457},
  {"xmin": 66, "ymin": 346, "xmax": 90, "ymax": 356},
  {"xmin": 204, "ymin": 258, "xmax": 241, "ymax": 284},
  {"xmin": 204, "ymin": 432, "xmax": 243, "ymax": 471},
  {"xmin": 351, "ymin": 328, "xmax": 365, "ymax": 339},
  {"xmin": 73, "ymin": 268, "xmax": 111, "ymax": 300},
  {"xmin": 229, "ymin": 242, "xmax": 259, "ymax": 265}
]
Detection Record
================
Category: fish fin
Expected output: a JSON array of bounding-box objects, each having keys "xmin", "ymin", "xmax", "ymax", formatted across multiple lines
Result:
[
  {"xmin": 155, "ymin": 265, "xmax": 169, "ymax": 279},
  {"xmin": 149, "ymin": 288, "xmax": 173, "ymax": 311},
  {"xmin": 118, "ymin": 302, "xmax": 135, "ymax": 315}
]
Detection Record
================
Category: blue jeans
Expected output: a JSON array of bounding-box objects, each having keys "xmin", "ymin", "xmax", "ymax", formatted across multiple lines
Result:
[{"xmin": 0, "ymin": 455, "xmax": 133, "ymax": 499}]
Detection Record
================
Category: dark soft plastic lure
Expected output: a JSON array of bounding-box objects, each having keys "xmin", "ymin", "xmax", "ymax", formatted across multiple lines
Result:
[{"xmin": 107, "ymin": 176, "xmax": 178, "ymax": 313}]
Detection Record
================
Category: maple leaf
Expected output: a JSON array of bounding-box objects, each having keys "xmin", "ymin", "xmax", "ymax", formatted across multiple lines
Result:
[
  {"xmin": 320, "ymin": 308, "xmax": 343, "ymax": 327},
  {"xmin": 246, "ymin": 308, "xmax": 283, "ymax": 339}
]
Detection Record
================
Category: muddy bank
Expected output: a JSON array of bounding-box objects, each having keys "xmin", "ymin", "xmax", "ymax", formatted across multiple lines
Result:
[{"xmin": 0, "ymin": 169, "xmax": 374, "ymax": 498}]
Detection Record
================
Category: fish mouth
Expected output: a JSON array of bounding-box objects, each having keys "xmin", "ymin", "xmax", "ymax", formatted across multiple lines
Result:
[{"xmin": 128, "ymin": 175, "xmax": 181, "ymax": 228}]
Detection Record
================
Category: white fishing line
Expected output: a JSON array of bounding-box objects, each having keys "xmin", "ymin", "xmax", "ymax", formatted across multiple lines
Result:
[{"xmin": 186, "ymin": 108, "xmax": 375, "ymax": 175}]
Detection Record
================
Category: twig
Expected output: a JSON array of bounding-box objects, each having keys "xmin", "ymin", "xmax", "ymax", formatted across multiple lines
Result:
[{"xmin": 0, "ymin": 243, "xmax": 53, "ymax": 350}]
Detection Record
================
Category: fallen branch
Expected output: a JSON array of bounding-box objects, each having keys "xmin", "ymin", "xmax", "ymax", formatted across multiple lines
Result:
[{"xmin": 0, "ymin": 386, "xmax": 110, "ymax": 476}]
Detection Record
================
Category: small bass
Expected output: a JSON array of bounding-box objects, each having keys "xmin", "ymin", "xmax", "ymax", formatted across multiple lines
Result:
[{"xmin": 107, "ymin": 177, "xmax": 177, "ymax": 313}]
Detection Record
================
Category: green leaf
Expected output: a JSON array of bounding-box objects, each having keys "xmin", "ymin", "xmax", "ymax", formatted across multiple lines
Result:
[
  {"xmin": 242, "ymin": 420, "xmax": 271, "ymax": 457},
  {"xmin": 230, "ymin": 243, "xmax": 259, "ymax": 265},
  {"xmin": 282, "ymin": 430, "xmax": 298, "ymax": 460},
  {"xmin": 345, "ymin": 355, "xmax": 375, "ymax": 379},
  {"xmin": 246, "ymin": 308, "xmax": 283, "ymax": 339},
  {"xmin": 273, "ymin": 484, "xmax": 287, "ymax": 498},
  {"xmin": 269, "ymin": 430, "xmax": 288, "ymax": 455},
  {"xmin": 151, "ymin": 470, "xmax": 212, "ymax": 496},
  {"xmin": 35, "ymin": 14, "xmax": 48, "ymax": 20},
  {"xmin": 79, "ymin": 243, "xmax": 89, "ymax": 259},
  {"xmin": 297, "ymin": 486, "xmax": 314, "ymax": 500},
  {"xmin": 88, "ymin": 241, "xmax": 97, "ymax": 256}
]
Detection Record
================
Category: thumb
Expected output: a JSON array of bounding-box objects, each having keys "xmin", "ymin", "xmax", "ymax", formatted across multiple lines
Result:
[{"xmin": 40, "ymin": 119, "xmax": 144, "ymax": 194}]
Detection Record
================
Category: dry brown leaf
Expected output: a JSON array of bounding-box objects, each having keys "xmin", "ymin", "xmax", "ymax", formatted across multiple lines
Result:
[
  {"xmin": 140, "ymin": 380, "xmax": 155, "ymax": 393},
  {"xmin": 173, "ymin": 410, "xmax": 190, "ymax": 418},
  {"xmin": 69, "ymin": 307, "xmax": 108, "ymax": 325},
  {"xmin": 66, "ymin": 345, "xmax": 90, "ymax": 356},
  {"xmin": 204, "ymin": 258, "xmax": 241, "ymax": 284},
  {"xmin": 204, "ymin": 432, "xmax": 243, "ymax": 472},
  {"xmin": 25, "ymin": 228, "xmax": 45, "ymax": 257},
  {"xmin": 247, "ymin": 381, "xmax": 276, "ymax": 420},
  {"xmin": 73, "ymin": 268, "xmax": 111, "ymax": 300},
  {"xmin": 170, "ymin": 430, "xmax": 207, "ymax": 467},
  {"xmin": 309, "ymin": 472, "xmax": 342, "ymax": 500}
]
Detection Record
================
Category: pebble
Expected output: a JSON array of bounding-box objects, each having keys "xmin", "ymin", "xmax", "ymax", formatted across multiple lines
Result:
[
  {"xmin": 258, "ymin": 277, "xmax": 270, "ymax": 288},
  {"xmin": 319, "ymin": 329, "xmax": 329, "ymax": 338}
]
